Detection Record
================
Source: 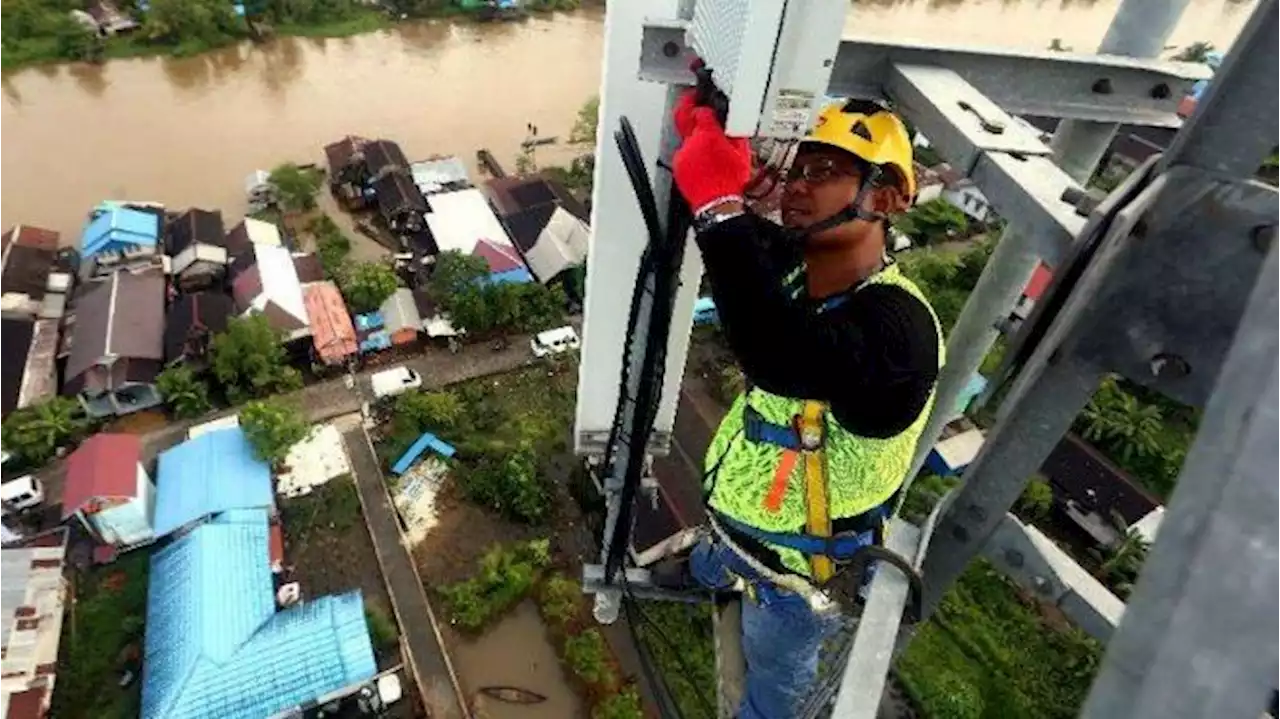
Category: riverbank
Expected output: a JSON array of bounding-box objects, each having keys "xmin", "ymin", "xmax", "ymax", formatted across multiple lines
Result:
[{"xmin": 0, "ymin": 2, "xmax": 591, "ymax": 72}]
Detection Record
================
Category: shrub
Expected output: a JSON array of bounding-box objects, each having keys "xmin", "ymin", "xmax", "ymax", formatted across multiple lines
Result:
[
  {"xmin": 1014, "ymin": 477, "xmax": 1054, "ymax": 522},
  {"xmin": 157, "ymin": 365, "xmax": 212, "ymax": 419},
  {"xmin": 394, "ymin": 391, "xmax": 464, "ymax": 432},
  {"xmin": 564, "ymin": 629, "xmax": 614, "ymax": 686},
  {"xmin": 592, "ymin": 686, "xmax": 643, "ymax": 719},
  {"xmin": 268, "ymin": 162, "xmax": 322, "ymax": 212},
  {"xmin": 0, "ymin": 397, "xmax": 89, "ymax": 468},
  {"xmin": 210, "ymin": 315, "xmax": 303, "ymax": 402},
  {"xmin": 364, "ymin": 602, "xmax": 398, "ymax": 652},
  {"xmin": 440, "ymin": 540, "xmax": 550, "ymax": 631},
  {"xmin": 456, "ymin": 444, "xmax": 550, "ymax": 524},
  {"xmin": 539, "ymin": 574, "xmax": 582, "ymax": 629}
]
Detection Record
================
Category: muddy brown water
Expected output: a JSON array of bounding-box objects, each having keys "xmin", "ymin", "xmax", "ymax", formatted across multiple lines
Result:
[
  {"xmin": 446, "ymin": 601, "xmax": 584, "ymax": 719},
  {"xmin": 1, "ymin": 0, "xmax": 1257, "ymax": 242}
]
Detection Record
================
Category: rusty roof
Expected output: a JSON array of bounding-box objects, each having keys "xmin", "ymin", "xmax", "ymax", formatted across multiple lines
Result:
[
  {"xmin": 64, "ymin": 271, "xmax": 165, "ymax": 392},
  {"xmin": 303, "ymin": 281, "xmax": 357, "ymax": 365},
  {"xmin": 62, "ymin": 433, "xmax": 143, "ymax": 518},
  {"xmin": 2, "ymin": 225, "xmax": 60, "ymax": 254}
]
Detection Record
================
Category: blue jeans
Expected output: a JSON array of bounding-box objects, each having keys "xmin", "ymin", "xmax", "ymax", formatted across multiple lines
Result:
[{"xmin": 690, "ymin": 538, "xmax": 840, "ymax": 719}]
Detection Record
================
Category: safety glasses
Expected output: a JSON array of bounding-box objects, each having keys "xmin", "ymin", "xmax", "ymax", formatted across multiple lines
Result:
[{"xmin": 785, "ymin": 156, "xmax": 859, "ymax": 185}]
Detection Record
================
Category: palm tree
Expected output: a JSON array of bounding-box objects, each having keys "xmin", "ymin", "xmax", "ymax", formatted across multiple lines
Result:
[{"xmin": 1080, "ymin": 376, "xmax": 1164, "ymax": 462}]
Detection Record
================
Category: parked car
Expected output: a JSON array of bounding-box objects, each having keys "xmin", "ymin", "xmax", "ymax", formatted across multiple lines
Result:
[
  {"xmin": 371, "ymin": 366, "xmax": 423, "ymax": 399},
  {"xmin": 531, "ymin": 326, "xmax": 580, "ymax": 358},
  {"xmin": 1, "ymin": 475, "xmax": 44, "ymax": 516}
]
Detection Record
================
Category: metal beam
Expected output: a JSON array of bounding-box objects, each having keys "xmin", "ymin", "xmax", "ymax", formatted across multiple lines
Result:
[
  {"xmin": 639, "ymin": 24, "xmax": 1209, "ymax": 127},
  {"xmin": 1082, "ymin": 241, "xmax": 1279, "ymax": 719}
]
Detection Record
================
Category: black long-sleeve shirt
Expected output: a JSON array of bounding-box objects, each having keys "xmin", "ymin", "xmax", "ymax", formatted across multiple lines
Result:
[{"xmin": 696, "ymin": 213, "xmax": 940, "ymax": 438}]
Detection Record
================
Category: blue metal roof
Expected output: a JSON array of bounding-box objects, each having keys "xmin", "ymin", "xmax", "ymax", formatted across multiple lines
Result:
[
  {"xmin": 80, "ymin": 206, "xmax": 160, "ymax": 258},
  {"xmin": 153, "ymin": 428, "xmax": 274, "ymax": 537},
  {"xmin": 485, "ymin": 267, "xmax": 535, "ymax": 285},
  {"xmin": 142, "ymin": 509, "xmax": 376, "ymax": 719},
  {"xmin": 391, "ymin": 431, "xmax": 457, "ymax": 475}
]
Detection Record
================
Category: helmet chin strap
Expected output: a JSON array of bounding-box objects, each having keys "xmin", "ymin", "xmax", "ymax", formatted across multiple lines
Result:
[{"xmin": 788, "ymin": 165, "xmax": 886, "ymax": 241}]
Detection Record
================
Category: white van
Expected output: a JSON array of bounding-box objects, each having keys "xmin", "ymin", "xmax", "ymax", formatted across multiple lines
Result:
[
  {"xmin": 371, "ymin": 366, "xmax": 423, "ymax": 399},
  {"xmin": 531, "ymin": 326, "xmax": 580, "ymax": 358},
  {"xmin": 1, "ymin": 475, "xmax": 44, "ymax": 516}
]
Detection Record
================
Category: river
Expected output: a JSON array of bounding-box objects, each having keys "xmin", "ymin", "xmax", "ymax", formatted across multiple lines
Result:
[{"xmin": 0, "ymin": 0, "xmax": 1258, "ymax": 241}]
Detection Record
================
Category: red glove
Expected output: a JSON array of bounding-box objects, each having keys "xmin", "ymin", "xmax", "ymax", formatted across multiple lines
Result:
[
  {"xmin": 673, "ymin": 89, "xmax": 698, "ymax": 140},
  {"xmin": 672, "ymin": 108, "xmax": 752, "ymax": 214}
]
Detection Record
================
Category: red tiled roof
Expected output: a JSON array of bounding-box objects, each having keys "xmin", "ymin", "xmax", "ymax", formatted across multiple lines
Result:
[
  {"xmin": 303, "ymin": 281, "xmax": 357, "ymax": 365},
  {"xmin": 472, "ymin": 239, "xmax": 523, "ymax": 274},
  {"xmin": 61, "ymin": 434, "xmax": 142, "ymax": 519},
  {"xmin": 269, "ymin": 523, "xmax": 284, "ymax": 569},
  {"xmin": 1023, "ymin": 263, "xmax": 1053, "ymax": 302},
  {"xmin": 4, "ymin": 686, "xmax": 47, "ymax": 719}
]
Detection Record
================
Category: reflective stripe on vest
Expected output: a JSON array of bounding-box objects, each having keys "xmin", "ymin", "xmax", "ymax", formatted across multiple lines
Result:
[{"xmin": 704, "ymin": 263, "xmax": 946, "ymax": 577}]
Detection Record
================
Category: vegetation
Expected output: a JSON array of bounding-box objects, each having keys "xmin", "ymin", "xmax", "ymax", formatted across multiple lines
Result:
[
  {"xmin": 897, "ymin": 237, "xmax": 993, "ymax": 333},
  {"xmin": 52, "ymin": 552, "xmax": 150, "ymax": 719},
  {"xmin": 239, "ymin": 397, "xmax": 311, "ymax": 467},
  {"xmin": 894, "ymin": 198, "xmax": 970, "ymax": 246},
  {"xmin": 310, "ymin": 215, "xmax": 352, "ymax": 280},
  {"xmin": 634, "ymin": 601, "xmax": 717, "ymax": 719},
  {"xmin": 569, "ymin": 95, "xmax": 599, "ymax": 144},
  {"xmin": 338, "ymin": 260, "xmax": 399, "ymax": 313},
  {"xmin": 896, "ymin": 561, "xmax": 1102, "ymax": 719},
  {"xmin": 427, "ymin": 250, "xmax": 567, "ymax": 335},
  {"xmin": 592, "ymin": 687, "xmax": 644, "ymax": 719},
  {"xmin": 1171, "ymin": 40, "xmax": 1215, "ymax": 63},
  {"xmin": 268, "ymin": 163, "xmax": 324, "ymax": 212},
  {"xmin": 900, "ymin": 472, "xmax": 960, "ymax": 525},
  {"xmin": 544, "ymin": 96, "xmax": 599, "ymax": 197},
  {"xmin": 279, "ymin": 475, "xmax": 362, "ymax": 538},
  {"xmin": 210, "ymin": 315, "xmax": 304, "ymax": 402},
  {"xmin": 457, "ymin": 444, "xmax": 550, "ymax": 524},
  {"xmin": 156, "ymin": 365, "xmax": 213, "ymax": 419},
  {"xmin": 364, "ymin": 601, "xmax": 399, "ymax": 653},
  {"xmin": 0, "ymin": 396, "xmax": 90, "ymax": 468},
  {"xmin": 538, "ymin": 574, "xmax": 582, "ymax": 628},
  {"xmin": 1093, "ymin": 528, "xmax": 1150, "ymax": 600},
  {"xmin": 439, "ymin": 539, "xmax": 550, "ymax": 632},
  {"xmin": 1013, "ymin": 476, "xmax": 1054, "ymax": 523},
  {"xmin": 1075, "ymin": 375, "xmax": 1195, "ymax": 499},
  {"xmin": 565, "ymin": 629, "xmax": 614, "ymax": 686}
]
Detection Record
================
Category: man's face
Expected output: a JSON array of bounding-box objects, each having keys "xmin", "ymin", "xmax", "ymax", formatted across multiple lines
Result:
[{"xmin": 780, "ymin": 146, "xmax": 865, "ymax": 231}]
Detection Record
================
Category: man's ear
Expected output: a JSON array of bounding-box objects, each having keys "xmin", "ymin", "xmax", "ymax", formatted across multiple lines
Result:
[{"xmin": 869, "ymin": 185, "xmax": 910, "ymax": 215}]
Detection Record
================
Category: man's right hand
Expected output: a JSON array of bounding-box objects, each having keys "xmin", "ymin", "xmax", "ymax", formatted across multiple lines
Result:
[{"xmin": 672, "ymin": 107, "xmax": 753, "ymax": 215}]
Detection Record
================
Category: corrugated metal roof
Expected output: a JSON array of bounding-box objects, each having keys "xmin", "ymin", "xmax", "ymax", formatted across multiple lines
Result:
[
  {"xmin": 249, "ymin": 244, "xmax": 308, "ymax": 326},
  {"xmin": 153, "ymin": 428, "xmax": 273, "ymax": 537},
  {"xmin": 424, "ymin": 188, "xmax": 515, "ymax": 255},
  {"xmin": 472, "ymin": 239, "xmax": 524, "ymax": 274},
  {"xmin": 411, "ymin": 157, "xmax": 470, "ymax": 195},
  {"xmin": 62, "ymin": 434, "xmax": 142, "ymax": 519},
  {"xmin": 378, "ymin": 288, "xmax": 421, "ymax": 333},
  {"xmin": 303, "ymin": 282, "xmax": 357, "ymax": 365},
  {"xmin": 485, "ymin": 267, "xmax": 534, "ymax": 286},
  {"xmin": 391, "ymin": 431, "xmax": 456, "ymax": 475},
  {"xmin": 141, "ymin": 508, "xmax": 377, "ymax": 719},
  {"xmin": 81, "ymin": 207, "xmax": 160, "ymax": 258}
]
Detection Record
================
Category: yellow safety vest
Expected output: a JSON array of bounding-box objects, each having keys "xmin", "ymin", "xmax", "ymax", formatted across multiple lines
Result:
[{"xmin": 704, "ymin": 264, "xmax": 945, "ymax": 577}]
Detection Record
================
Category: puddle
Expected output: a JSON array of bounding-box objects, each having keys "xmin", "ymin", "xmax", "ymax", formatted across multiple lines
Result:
[{"xmin": 447, "ymin": 601, "xmax": 583, "ymax": 719}]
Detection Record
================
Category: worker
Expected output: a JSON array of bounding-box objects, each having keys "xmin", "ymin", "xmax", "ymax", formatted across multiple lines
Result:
[{"xmin": 666, "ymin": 95, "xmax": 944, "ymax": 718}]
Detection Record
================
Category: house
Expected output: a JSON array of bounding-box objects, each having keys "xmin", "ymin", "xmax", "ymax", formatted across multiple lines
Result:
[
  {"xmin": 363, "ymin": 139, "xmax": 411, "ymax": 182},
  {"xmin": 152, "ymin": 427, "xmax": 274, "ymax": 538},
  {"xmin": 1, "ymin": 225, "xmax": 72, "ymax": 320},
  {"xmin": 292, "ymin": 253, "xmax": 325, "ymax": 285},
  {"xmin": 1, "ymin": 529, "xmax": 69, "ymax": 719},
  {"xmin": 61, "ymin": 434, "xmax": 155, "ymax": 552},
  {"xmin": 166, "ymin": 209, "xmax": 228, "ymax": 292},
  {"xmin": 302, "ymin": 281, "xmax": 358, "ymax": 367},
  {"xmin": 324, "ymin": 136, "xmax": 373, "ymax": 209},
  {"xmin": 425, "ymin": 187, "xmax": 522, "ymax": 257},
  {"xmin": 1010, "ymin": 262, "xmax": 1054, "ymax": 327},
  {"xmin": 225, "ymin": 217, "xmax": 284, "ymax": 270},
  {"xmin": 411, "ymin": 289, "xmax": 459, "ymax": 338},
  {"xmin": 86, "ymin": 0, "xmax": 138, "ymax": 35},
  {"xmin": 484, "ymin": 175, "xmax": 590, "ymax": 283},
  {"xmin": 391, "ymin": 431, "xmax": 456, "ymax": 475},
  {"xmin": 141, "ymin": 508, "xmax": 376, "ymax": 719},
  {"xmin": 231, "ymin": 243, "xmax": 311, "ymax": 341},
  {"xmin": 164, "ymin": 291, "xmax": 235, "ymax": 370},
  {"xmin": 79, "ymin": 205, "xmax": 161, "ymax": 278},
  {"xmin": 374, "ymin": 172, "xmax": 428, "ymax": 236},
  {"xmin": 472, "ymin": 238, "xmax": 533, "ymax": 284},
  {"xmin": 1, "ymin": 318, "xmax": 58, "ymax": 417},
  {"xmin": 378, "ymin": 288, "xmax": 422, "ymax": 346},
  {"xmin": 63, "ymin": 270, "xmax": 166, "ymax": 418},
  {"xmin": 411, "ymin": 156, "xmax": 471, "ymax": 196},
  {"xmin": 931, "ymin": 163, "xmax": 996, "ymax": 224},
  {"xmin": 1039, "ymin": 432, "xmax": 1163, "ymax": 548}
]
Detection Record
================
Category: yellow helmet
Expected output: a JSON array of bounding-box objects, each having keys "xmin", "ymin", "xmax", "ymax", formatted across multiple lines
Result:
[{"xmin": 804, "ymin": 100, "xmax": 916, "ymax": 200}]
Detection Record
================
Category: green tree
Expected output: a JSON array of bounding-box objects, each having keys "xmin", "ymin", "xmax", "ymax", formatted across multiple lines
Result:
[
  {"xmin": 564, "ymin": 629, "xmax": 614, "ymax": 686},
  {"xmin": 268, "ymin": 162, "xmax": 323, "ymax": 212},
  {"xmin": 310, "ymin": 215, "xmax": 352, "ymax": 280},
  {"xmin": 210, "ymin": 315, "xmax": 303, "ymax": 403},
  {"xmin": 428, "ymin": 251, "xmax": 489, "ymax": 304},
  {"xmin": 1079, "ymin": 376, "xmax": 1164, "ymax": 463},
  {"xmin": 1171, "ymin": 41, "xmax": 1214, "ymax": 63},
  {"xmin": 156, "ymin": 365, "xmax": 212, "ymax": 419},
  {"xmin": 1014, "ymin": 477, "xmax": 1054, "ymax": 523},
  {"xmin": 458, "ymin": 444, "xmax": 550, "ymax": 523},
  {"xmin": 51, "ymin": 14, "xmax": 101, "ymax": 61},
  {"xmin": 569, "ymin": 95, "xmax": 600, "ymax": 144},
  {"xmin": 894, "ymin": 198, "xmax": 970, "ymax": 246},
  {"xmin": 1097, "ymin": 528, "xmax": 1150, "ymax": 599},
  {"xmin": 0, "ymin": 397, "xmax": 88, "ymax": 468},
  {"xmin": 144, "ymin": 0, "xmax": 238, "ymax": 46},
  {"xmin": 394, "ymin": 390, "xmax": 464, "ymax": 433},
  {"xmin": 338, "ymin": 261, "xmax": 399, "ymax": 313},
  {"xmin": 239, "ymin": 397, "xmax": 310, "ymax": 467}
]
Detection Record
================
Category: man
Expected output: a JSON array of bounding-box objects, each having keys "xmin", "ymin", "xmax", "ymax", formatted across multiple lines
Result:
[{"xmin": 668, "ymin": 96, "xmax": 944, "ymax": 718}]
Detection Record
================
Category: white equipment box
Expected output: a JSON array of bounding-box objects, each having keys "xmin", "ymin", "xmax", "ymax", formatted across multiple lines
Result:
[{"xmin": 687, "ymin": 0, "xmax": 849, "ymax": 138}]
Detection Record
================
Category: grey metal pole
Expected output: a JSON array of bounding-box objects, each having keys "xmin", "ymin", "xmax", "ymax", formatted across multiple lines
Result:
[
  {"xmin": 1050, "ymin": 0, "xmax": 1195, "ymax": 183},
  {"xmin": 901, "ymin": 0, "xmax": 1193, "ymax": 494}
]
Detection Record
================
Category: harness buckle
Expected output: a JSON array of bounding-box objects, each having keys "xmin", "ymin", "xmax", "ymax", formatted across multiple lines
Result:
[{"xmin": 793, "ymin": 413, "xmax": 824, "ymax": 450}]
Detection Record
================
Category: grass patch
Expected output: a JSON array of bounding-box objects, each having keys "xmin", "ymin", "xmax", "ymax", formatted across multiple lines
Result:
[
  {"xmin": 897, "ymin": 561, "xmax": 1102, "ymax": 719},
  {"xmin": 364, "ymin": 601, "xmax": 399, "ymax": 653},
  {"xmin": 277, "ymin": 9, "xmax": 391, "ymax": 38},
  {"xmin": 52, "ymin": 552, "xmax": 150, "ymax": 719},
  {"xmin": 439, "ymin": 539, "xmax": 550, "ymax": 632},
  {"xmin": 279, "ymin": 475, "xmax": 362, "ymax": 539}
]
